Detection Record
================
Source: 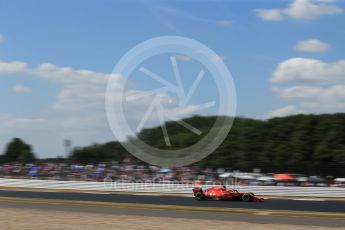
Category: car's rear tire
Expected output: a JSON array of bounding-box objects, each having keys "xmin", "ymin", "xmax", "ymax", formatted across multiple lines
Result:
[
  {"xmin": 242, "ymin": 193, "xmax": 252, "ymax": 202},
  {"xmin": 195, "ymin": 192, "xmax": 205, "ymax": 201}
]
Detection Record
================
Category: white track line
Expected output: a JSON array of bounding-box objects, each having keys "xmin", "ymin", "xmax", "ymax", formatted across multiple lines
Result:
[{"xmin": 292, "ymin": 198, "xmax": 326, "ymax": 201}]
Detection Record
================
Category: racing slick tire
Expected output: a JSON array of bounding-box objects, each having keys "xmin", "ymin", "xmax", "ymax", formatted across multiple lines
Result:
[
  {"xmin": 195, "ymin": 192, "xmax": 205, "ymax": 201},
  {"xmin": 242, "ymin": 193, "xmax": 252, "ymax": 202}
]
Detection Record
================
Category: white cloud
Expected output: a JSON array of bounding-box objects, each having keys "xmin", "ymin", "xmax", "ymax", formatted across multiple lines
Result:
[
  {"xmin": 276, "ymin": 84, "xmax": 345, "ymax": 102},
  {"xmin": 0, "ymin": 60, "xmax": 117, "ymax": 150},
  {"xmin": 256, "ymin": 0, "xmax": 343, "ymax": 21},
  {"xmin": 0, "ymin": 60, "xmax": 110, "ymax": 112},
  {"xmin": 13, "ymin": 85, "xmax": 32, "ymax": 94},
  {"xmin": 274, "ymin": 85, "xmax": 323, "ymax": 99},
  {"xmin": 267, "ymin": 105, "xmax": 300, "ymax": 118},
  {"xmin": 0, "ymin": 59, "xmax": 206, "ymax": 118},
  {"xmin": 53, "ymin": 83, "xmax": 107, "ymax": 112},
  {"xmin": 255, "ymin": 9, "xmax": 284, "ymax": 21},
  {"xmin": 270, "ymin": 85, "xmax": 345, "ymax": 116},
  {"xmin": 270, "ymin": 58, "xmax": 345, "ymax": 83},
  {"xmin": 35, "ymin": 63, "xmax": 109, "ymax": 84},
  {"xmin": 0, "ymin": 61, "xmax": 28, "ymax": 74},
  {"xmin": 269, "ymin": 56, "xmax": 345, "ymax": 117},
  {"xmin": 0, "ymin": 58, "xmax": 212, "ymax": 156},
  {"xmin": 285, "ymin": 0, "xmax": 343, "ymax": 19},
  {"xmin": 294, "ymin": 39, "xmax": 330, "ymax": 53}
]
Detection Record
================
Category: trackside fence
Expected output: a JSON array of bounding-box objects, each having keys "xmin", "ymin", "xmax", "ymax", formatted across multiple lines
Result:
[{"xmin": 0, "ymin": 178, "xmax": 344, "ymax": 198}]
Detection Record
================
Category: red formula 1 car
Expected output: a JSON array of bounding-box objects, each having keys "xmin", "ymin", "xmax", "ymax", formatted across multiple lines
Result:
[{"xmin": 192, "ymin": 186, "xmax": 264, "ymax": 202}]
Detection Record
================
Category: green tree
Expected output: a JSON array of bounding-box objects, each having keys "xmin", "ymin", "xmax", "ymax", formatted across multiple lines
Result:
[
  {"xmin": 69, "ymin": 114, "xmax": 345, "ymax": 177},
  {"xmin": 3, "ymin": 138, "xmax": 36, "ymax": 162},
  {"xmin": 70, "ymin": 141, "xmax": 129, "ymax": 163}
]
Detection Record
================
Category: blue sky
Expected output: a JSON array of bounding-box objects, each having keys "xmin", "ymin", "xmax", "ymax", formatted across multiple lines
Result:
[{"xmin": 0, "ymin": 0, "xmax": 345, "ymax": 157}]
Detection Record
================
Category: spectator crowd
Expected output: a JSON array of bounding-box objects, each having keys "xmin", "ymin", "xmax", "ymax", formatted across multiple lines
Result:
[{"xmin": 1, "ymin": 159, "xmax": 345, "ymax": 187}]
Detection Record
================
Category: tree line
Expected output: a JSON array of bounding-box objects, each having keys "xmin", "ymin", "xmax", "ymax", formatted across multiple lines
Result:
[
  {"xmin": 136, "ymin": 114, "xmax": 345, "ymax": 176},
  {"xmin": 1, "ymin": 113, "xmax": 345, "ymax": 176}
]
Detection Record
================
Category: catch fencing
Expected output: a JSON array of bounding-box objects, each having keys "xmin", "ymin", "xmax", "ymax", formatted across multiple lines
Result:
[{"xmin": 0, "ymin": 178, "xmax": 344, "ymax": 197}]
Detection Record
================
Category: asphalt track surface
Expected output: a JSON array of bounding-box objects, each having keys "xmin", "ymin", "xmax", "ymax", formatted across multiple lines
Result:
[
  {"xmin": 0, "ymin": 189, "xmax": 344, "ymax": 213},
  {"xmin": 1, "ymin": 200, "xmax": 345, "ymax": 228}
]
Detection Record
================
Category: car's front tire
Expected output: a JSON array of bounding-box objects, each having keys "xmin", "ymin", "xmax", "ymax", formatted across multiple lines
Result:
[{"xmin": 195, "ymin": 192, "xmax": 205, "ymax": 201}]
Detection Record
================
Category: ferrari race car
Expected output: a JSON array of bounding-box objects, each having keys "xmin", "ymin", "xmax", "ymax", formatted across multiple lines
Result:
[{"xmin": 193, "ymin": 186, "xmax": 264, "ymax": 202}]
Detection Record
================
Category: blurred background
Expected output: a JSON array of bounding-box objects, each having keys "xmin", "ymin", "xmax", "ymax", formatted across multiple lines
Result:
[{"xmin": 1, "ymin": 0, "xmax": 345, "ymax": 187}]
